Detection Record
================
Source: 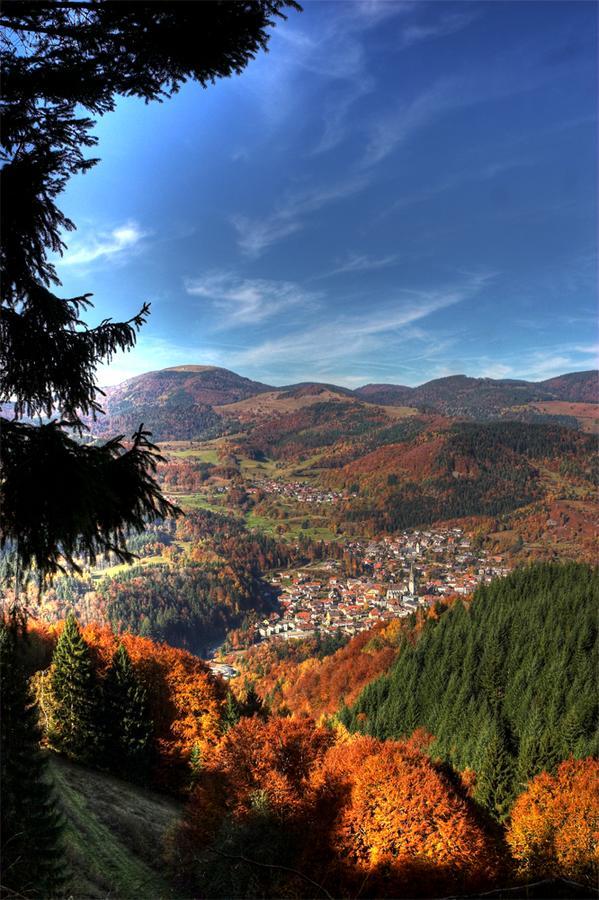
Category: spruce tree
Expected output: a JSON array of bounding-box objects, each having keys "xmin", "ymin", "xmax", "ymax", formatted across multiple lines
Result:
[
  {"xmin": 222, "ymin": 690, "xmax": 242, "ymax": 732},
  {"xmin": 474, "ymin": 718, "xmax": 516, "ymax": 820},
  {"xmin": 516, "ymin": 707, "xmax": 545, "ymax": 789},
  {"xmin": 50, "ymin": 611, "xmax": 100, "ymax": 761},
  {"xmin": 103, "ymin": 643, "xmax": 153, "ymax": 781},
  {"xmin": 241, "ymin": 681, "xmax": 266, "ymax": 719},
  {"xmin": 0, "ymin": 1, "xmax": 300, "ymax": 583},
  {"xmin": 0, "ymin": 617, "xmax": 65, "ymax": 897},
  {"xmin": 188, "ymin": 742, "xmax": 204, "ymax": 790}
]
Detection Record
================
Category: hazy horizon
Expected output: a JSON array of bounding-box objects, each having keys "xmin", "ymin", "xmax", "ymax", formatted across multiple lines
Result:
[{"xmin": 100, "ymin": 360, "xmax": 597, "ymax": 392}]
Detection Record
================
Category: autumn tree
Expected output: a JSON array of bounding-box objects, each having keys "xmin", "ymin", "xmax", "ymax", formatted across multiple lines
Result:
[
  {"xmin": 0, "ymin": 616, "xmax": 65, "ymax": 897},
  {"xmin": 33, "ymin": 620, "xmax": 227, "ymax": 789},
  {"xmin": 507, "ymin": 758, "xmax": 599, "ymax": 886},
  {"xmin": 321, "ymin": 734, "xmax": 501, "ymax": 897},
  {"xmin": 173, "ymin": 716, "xmax": 334, "ymax": 897}
]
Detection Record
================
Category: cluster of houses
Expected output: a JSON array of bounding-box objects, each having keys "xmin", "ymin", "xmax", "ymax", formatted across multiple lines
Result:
[
  {"xmin": 256, "ymin": 528, "xmax": 510, "ymax": 643},
  {"xmin": 248, "ymin": 479, "xmax": 345, "ymax": 504}
]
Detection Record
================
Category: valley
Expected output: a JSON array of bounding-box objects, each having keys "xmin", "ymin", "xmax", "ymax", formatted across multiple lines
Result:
[
  {"xmin": 3, "ymin": 365, "xmax": 598, "ymax": 899},
  {"xmin": 12, "ymin": 365, "xmax": 596, "ymax": 665},
  {"xmin": 3, "ymin": 2, "xmax": 597, "ymax": 896}
]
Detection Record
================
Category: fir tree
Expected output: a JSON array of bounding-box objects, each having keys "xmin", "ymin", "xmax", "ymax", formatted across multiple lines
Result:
[
  {"xmin": 103, "ymin": 643, "xmax": 153, "ymax": 781},
  {"xmin": 0, "ymin": 616, "xmax": 65, "ymax": 897},
  {"xmin": 516, "ymin": 706, "xmax": 545, "ymax": 789},
  {"xmin": 222, "ymin": 690, "xmax": 242, "ymax": 732},
  {"xmin": 49, "ymin": 611, "xmax": 100, "ymax": 761},
  {"xmin": 0, "ymin": 0, "xmax": 300, "ymax": 582},
  {"xmin": 241, "ymin": 681, "xmax": 266, "ymax": 719},
  {"xmin": 472, "ymin": 716, "xmax": 517, "ymax": 821},
  {"xmin": 188, "ymin": 742, "xmax": 204, "ymax": 790}
]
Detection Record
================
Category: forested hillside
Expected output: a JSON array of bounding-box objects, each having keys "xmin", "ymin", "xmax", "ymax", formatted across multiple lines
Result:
[
  {"xmin": 32, "ymin": 509, "xmax": 322, "ymax": 655},
  {"xmin": 341, "ymin": 562, "xmax": 598, "ymax": 816},
  {"xmin": 5, "ymin": 565, "xmax": 599, "ymax": 899},
  {"xmin": 333, "ymin": 421, "xmax": 597, "ymax": 535},
  {"xmin": 89, "ymin": 365, "xmax": 597, "ymax": 441}
]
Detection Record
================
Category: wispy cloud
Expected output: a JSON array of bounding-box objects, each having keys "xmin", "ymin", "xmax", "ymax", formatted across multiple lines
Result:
[
  {"xmin": 430, "ymin": 342, "xmax": 599, "ymax": 383},
  {"xmin": 233, "ymin": 272, "xmax": 493, "ymax": 370},
  {"xmin": 353, "ymin": 0, "xmax": 415, "ymax": 25},
  {"xmin": 362, "ymin": 78, "xmax": 458, "ymax": 167},
  {"xmin": 231, "ymin": 175, "xmax": 369, "ymax": 257},
  {"xmin": 373, "ymin": 157, "xmax": 532, "ymax": 225},
  {"xmin": 185, "ymin": 271, "xmax": 318, "ymax": 325},
  {"xmin": 61, "ymin": 222, "xmax": 147, "ymax": 267},
  {"xmin": 401, "ymin": 11, "xmax": 479, "ymax": 49},
  {"xmin": 319, "ymin": 252, "xmax": 402, "ymax": 278},
  {"xmin": 311, "ymin": 77, "xmax": 374, "ymax": 156},
  {"xmin": 360, "ymin": 35, "xmax": 573, "ymax": 169}
]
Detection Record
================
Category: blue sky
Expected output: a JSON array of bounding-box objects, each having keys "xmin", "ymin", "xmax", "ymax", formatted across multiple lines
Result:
[{"xmin": 54, "ymin": 0, "xmax": 597, "ymax": 388}]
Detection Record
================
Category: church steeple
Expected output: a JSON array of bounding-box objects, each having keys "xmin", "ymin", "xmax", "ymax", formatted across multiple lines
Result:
[{"xmin": 409, "ymin": 564, "xmax": 418, "ymax": 596}]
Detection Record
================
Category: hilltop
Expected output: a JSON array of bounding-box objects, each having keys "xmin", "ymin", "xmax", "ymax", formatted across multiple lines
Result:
[
  {"xmin": 91, "ymin": 365, "xmax": 598, "ymax": 440},
  {"xmin": 355, "ymin": 370, "xmax": 599, "ymax": 418}
]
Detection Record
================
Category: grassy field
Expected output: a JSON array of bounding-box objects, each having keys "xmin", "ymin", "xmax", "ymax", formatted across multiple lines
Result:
[
  {"xmin": 244, "ymin": 509, "xmax": 339, "ymax": 542},
  {"xmin": 173, "ymin": 492, "xmax": 228, "ymax": 513},
  {"xmin": 166, "ymin": 447, "xmax": 220, "ymax": 462},
  {"xmin": 90, "ymin": 553, "xmax": 170, "ymax": 580},
  {"xmin": 49, "ymin": 753, "xmax": 182, "ymax": 899}
]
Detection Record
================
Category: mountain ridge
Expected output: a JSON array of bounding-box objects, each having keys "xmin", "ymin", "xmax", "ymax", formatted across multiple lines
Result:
[
  {"xmin": 92, "ymin": 365, "xmax": 597, "ymax": 440},
  {"xmin": 102, "ymin": 364, "xmax": 597, "ymax": 399}
]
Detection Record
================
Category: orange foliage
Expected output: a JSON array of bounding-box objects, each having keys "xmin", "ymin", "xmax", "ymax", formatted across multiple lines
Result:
[
  {"xmin": 232, "ymin": 617, "xmax": 414, "ymax": 719},
  {"xmin": 507, "ymin": 757, "xmax": 599, "ymax": 884},
  {"xmin": 27, "ymin": 619, "xmax": 225, "ymax": 786},
  {"xmin": 178, "ymin": 715, "xmax": 334, "ymax": 847},
  {"xmin": 319, "ymin": 734, "xmax": 500, "ymax": 895},
  {"xmin": 175, "ymin": 719, "xmax": 500, "ymax": 898}
]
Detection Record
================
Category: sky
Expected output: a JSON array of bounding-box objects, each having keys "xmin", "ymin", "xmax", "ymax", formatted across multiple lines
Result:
[{"xmin": 53, "ymin": 0, "xmax": 597, "ymax": 389}]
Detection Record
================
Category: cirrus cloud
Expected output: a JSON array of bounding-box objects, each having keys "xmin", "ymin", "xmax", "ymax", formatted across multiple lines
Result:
[{"xmin": 61, "ymin": 221, "xmax": 148, "ymax": 267}]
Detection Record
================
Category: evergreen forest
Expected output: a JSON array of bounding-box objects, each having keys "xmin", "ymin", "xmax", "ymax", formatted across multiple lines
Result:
[{"xmin": 341, "ymin": 562, "xmax": 598, "ymax": 817}]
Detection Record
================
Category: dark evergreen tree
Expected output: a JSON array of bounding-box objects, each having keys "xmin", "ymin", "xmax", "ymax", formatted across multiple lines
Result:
[
  {"xmin": 474, "ymin": 719, "xmax": 516, "ymax": 820},
  {"xmin": 49, "ymin": 611, "xmax": 100, "ymax": 761},
  {"xmin": 0, "ymin": 0, "xmax": 300, "ymax": 582},
  {"xmin": 241, "ymin": 681, "xmax": 266, "ymax": 719},
  {"xmin": 222, "ymin": 690, "xmax": 242, "ymax": 732},
  {"xmin": 103, "ymin": 643, "xmax": 153, "ymax": 781},
  {"xmin": 0, "ymin": 616, "xmax": 65, "ymax": 897},
  {"xmin": 516, "ymin": 706, "xmax": 545, "ymax": 789}
]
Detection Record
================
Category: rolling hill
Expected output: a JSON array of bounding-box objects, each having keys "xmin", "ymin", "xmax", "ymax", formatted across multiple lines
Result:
[
  {"xmin": 91, "ymin": 365, "xmax": 272, "ymax": 439},
  {"xmin": 90, "ymin": 365, "xmax": 597, "ymax": 441},
  {"xmin": 355, "ymin": 370, "xmax": 599, "ymax": 417}
]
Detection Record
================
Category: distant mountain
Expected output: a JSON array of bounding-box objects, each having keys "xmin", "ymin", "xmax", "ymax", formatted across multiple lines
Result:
[
  {"xmin": 539, "ymin": 371, "xmax": 598, "ymax": 403},
  {"xmin": 92, "ymin": 365, "xmax": 272, "ymax": 439},
  {"xmin": 277, "ymin": 382, "xmax": 356, "ymax": 400},
  {"xmin": 87, "ymin": 365, "xmax": 597, "ymax": 440},
  {"xmin": 355, "ymin": 371, "xmax": 599, "ymax": 418},
  {"xmin": 353, "ymin": 383, "xmax": 414, "ymax": 406},
  {"xmin": 104, "ymin": 365, "xmax": 272, "ymax": 407}
]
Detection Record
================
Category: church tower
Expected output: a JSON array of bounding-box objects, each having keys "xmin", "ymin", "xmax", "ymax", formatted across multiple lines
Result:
[{"xmin": 409, "ymin": 564, "xmax": 418, "ymax": 596}]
